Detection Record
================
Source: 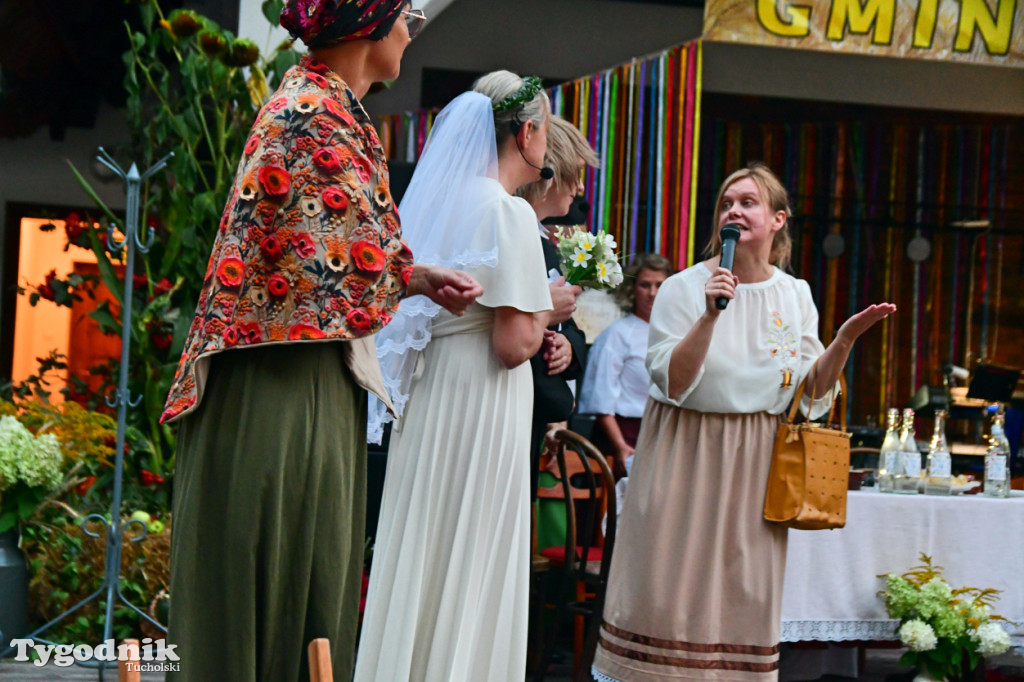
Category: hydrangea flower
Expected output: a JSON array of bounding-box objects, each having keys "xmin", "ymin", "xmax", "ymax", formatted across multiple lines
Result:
[
  {"xmin": 917, "ymin": 576, "xmax": 954, "ymax": 620},
  {"xmin": 0, "ymin": 415, "xmax": 64, "ymax": 491},
  {"xmin": 884, "ymin": 574, "xmax": 920, "ymax": 620},
  {"xmin": 898, "ymin": 619, "xmax": 938, "ymax": 652},
  {"xmin": 932, "ymin": 605, "xmax": 967, "ymax": 641},
  {"xmin": 0, "ymin": 417, "xmax": 32, "ymax": 486},
  {"xmin": 974, "ymin": 622, "xmax": 1010, "ymax": 655}
]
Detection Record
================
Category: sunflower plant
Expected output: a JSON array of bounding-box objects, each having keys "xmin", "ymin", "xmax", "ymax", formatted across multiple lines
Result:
[
  {"xmin": 879, "ymin": 553, "xmax": 1011, "ymax": 681},
  {"xmin": 17, "ymin": 1, "xmax": 299, "ymax": 483}
]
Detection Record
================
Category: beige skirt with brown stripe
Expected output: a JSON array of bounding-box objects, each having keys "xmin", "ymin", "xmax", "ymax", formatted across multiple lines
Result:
[{"xmin": 592, "ymin": 401, "xmax": 786, "ymax": 681}]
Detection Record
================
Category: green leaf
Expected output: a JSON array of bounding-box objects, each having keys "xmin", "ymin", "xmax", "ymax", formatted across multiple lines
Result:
[
  {"xmin": 18, "ymin": 494, "xmax": 36, "ymax": 519},
  {"xmin": 86, "ymin": 229, "xmax": 125, "ymax": 307},
  {"xmin": 898, "ymin": 651, "xmax": 918, "ymax": 668},
  {"xmin": 261, "ymin": 0, "xmax": 284, "ymax": 24},
  {"xmin": 89, "ymin": 301, "xmax": 123, "ymax": 336},
  {"xmin": 0, "ymin": 512, "xmax": 16, "ymax": 533},
  {"xmin": 66, "ymin": 161, "xmax": 124, "ymax": 229},
  {"xmin": 925, "ymin": 660, "xmax": 946, "ymax": 681}
]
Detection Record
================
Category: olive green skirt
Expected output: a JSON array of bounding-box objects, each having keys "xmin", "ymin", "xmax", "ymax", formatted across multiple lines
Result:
[{"xmin": 169, "ymin": 342, "xmax": 366, "ymax": 682}]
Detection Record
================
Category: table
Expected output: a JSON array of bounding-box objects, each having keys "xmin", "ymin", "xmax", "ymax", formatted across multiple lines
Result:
[{"xmin": 781, "ymin": 489, "xmax": 1024, "ymax": 644}]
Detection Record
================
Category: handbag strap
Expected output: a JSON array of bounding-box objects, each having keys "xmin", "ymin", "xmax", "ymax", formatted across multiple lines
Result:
[{"xmin": 785, "ymin": 360, "xmax": 848, "ymax": 430}]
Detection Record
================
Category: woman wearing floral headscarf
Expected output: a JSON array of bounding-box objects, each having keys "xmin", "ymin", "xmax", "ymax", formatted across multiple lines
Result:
[{"xmin": 162, "ymin": 2, "xmax": 481, "ymax": 680}]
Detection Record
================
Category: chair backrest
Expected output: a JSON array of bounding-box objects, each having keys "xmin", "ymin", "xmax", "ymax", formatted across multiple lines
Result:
[
  {"xmin": 118, "ymin": 639, "xmax": 141, "ymax": 682},
  {"xmin": 544, "ymin": 430, "xmax": 617, "ymax": 579}
]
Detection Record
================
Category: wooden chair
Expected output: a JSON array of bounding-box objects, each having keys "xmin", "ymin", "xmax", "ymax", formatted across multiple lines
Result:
[
  {"xmin": 117, "ymin": 637, "xmax": 334, "ymax": 681},
  {"xmin": 533, "ymin": 429, "xmax": 617, "ymax": 682},
  {"xmin": 118, "ymin": 639, "xmax": 140, "ymax": 682},
  {"xmin": 306, "ymin": 638, "xmax": 333, "ymax": 682}
]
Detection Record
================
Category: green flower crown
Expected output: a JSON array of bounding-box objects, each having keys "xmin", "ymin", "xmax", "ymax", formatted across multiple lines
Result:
[{"xmin": 492, "ymin": 76, "xmax": 543, "ymax": 112}]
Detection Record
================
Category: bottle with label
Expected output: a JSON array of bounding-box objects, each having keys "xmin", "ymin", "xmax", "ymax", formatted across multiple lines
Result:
[
  {"xmin": 984, "ymin": 407, "xmax": 1011, "ymax": 498},
  {"xmin": 925, "ymin": 410, "xmax": 952, "ymax": 495},
  {"xmin": 877, "ymin": 408, "xmax": 902, "ymax": 493},
  {"xmin": 896, "ymin": 408, "xmax": 921, "ymax": 494}
]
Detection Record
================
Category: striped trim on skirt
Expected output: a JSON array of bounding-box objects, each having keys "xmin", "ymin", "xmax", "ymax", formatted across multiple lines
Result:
[{"xmin": 592, "ymin": 401, "xmax": 786, "ymax": 681}]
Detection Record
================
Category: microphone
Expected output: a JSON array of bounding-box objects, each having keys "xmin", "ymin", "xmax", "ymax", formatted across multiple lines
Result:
[
  {"xmin": 715, "ymin": 224, "xmax": 742, "ymax": 310},
  {"xmin": 514, "ymin": 138, "xmax": 554, "ymax": 179}
]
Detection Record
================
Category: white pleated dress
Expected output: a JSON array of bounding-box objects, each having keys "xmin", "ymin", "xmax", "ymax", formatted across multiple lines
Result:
[{"xmin": 354, "ymin": 181, "xmax": 552, "ymax": 682}]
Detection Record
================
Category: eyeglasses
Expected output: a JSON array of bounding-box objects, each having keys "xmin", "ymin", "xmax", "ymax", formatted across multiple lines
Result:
[{"xmin": 401, "ymin": 9, "xmax": 426, "ymax": 40}]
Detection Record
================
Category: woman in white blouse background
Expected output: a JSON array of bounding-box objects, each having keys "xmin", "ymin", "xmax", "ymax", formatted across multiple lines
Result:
[
  {"xmin": 592, "ymin": 163, "xmax": 895, "ymax": 682},
  {"xmin": 579, "ymin": 253, "xmax": 673, "ymax": 478}
]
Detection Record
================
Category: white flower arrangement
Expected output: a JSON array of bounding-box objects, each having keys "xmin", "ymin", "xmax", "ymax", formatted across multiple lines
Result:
[
  {"xmin": 0, "ymin": 415, "xmax": 64, "ymax": 532},
  {"xmin": 556, "ymin": 227, "xmax": 623, "ymax": 290},
  {"xmin": 973, "ymin": 622, "xmax": 1011, "ymax": 656},
  {"xmin": 879, "ymin": 553, "xmax": 1011, "ymax": 680},
  {"xmin": 898, "ymin": 619, "xmax": 938, "ymax": 652}
]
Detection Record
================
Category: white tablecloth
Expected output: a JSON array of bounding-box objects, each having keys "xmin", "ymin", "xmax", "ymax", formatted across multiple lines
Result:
[{"xmin": 781, "ymin": 489, "xmax": 1024, "ymax": 644}]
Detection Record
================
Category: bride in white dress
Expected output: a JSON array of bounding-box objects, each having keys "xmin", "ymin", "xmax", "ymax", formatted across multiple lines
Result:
[{"xmin": 357, "ymin": 71, "xmax": 555, "ymax": 682}]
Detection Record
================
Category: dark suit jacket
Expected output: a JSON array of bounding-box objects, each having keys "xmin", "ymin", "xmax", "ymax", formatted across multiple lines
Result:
[{"xmin": 530, "ymin": 238, "xmax": 587, "ymax": 425}]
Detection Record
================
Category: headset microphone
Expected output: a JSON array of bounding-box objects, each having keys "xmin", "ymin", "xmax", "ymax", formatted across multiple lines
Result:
[
  {"xmin": 515, "ymin": 139, "xmax": 554, "ymax": 180},
  {"xmin": 511, "ymin": 119, "xmax": 554, "ymax": 180}
]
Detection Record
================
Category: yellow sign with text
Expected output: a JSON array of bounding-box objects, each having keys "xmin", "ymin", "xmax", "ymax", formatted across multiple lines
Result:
[{"xmin": 703, "ymin": 0, "xmax": 1023, "ymax": 67}]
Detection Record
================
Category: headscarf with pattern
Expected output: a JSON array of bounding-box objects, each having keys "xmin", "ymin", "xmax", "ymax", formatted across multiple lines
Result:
[{"xmin": 280, "ymin": 0, "xmax": 406, "ymax": 48}]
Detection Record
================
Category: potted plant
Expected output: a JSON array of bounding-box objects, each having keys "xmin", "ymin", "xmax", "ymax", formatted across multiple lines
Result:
[
  {"xmin": 0, "ymin": 414, "xmax": 65, "ymax": 642},
  {"xmin": 879, "ymin": 553, "xmax": 1011, "ymax": 681}
]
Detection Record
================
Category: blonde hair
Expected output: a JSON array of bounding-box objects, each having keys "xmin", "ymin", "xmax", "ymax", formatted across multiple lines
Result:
[
  {"xmin": 517, "ymin": 116, "xmax": 600, "ymax": 204},
  {"xmin": 616, "ymin": 253, "xmax": 675, "ymax": 313},
  {"xmin": 704, "ymin": 162, "xmax": 792, "ymax": 271},
  {"xmin": 471, "ymin": 70, "xmax": 550, "ymax": 149}
]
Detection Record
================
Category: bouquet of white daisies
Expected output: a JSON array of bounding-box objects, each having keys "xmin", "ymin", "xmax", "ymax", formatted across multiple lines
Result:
[{"xmin": 556, "ymin": 228, "xmax": 623, "ymax": 290}]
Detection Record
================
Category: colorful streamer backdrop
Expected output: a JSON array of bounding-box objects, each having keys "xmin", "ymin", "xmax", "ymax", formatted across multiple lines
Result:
[
  {"xmin": 374, "ymin": 47, "xmax": 1023, "ymax": 427},
  {"xmin": 376, "ymin": 42, "xmax": 704, "ymax": 270},
  {"xmin": 695, "ymin": 111, "xmax": 1020, "ymax": 423}
]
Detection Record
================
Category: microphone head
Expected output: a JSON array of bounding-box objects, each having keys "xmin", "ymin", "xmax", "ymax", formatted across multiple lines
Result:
[
  {"xmin": 539, "ymin": 166, "xmax": 554, "ymax": 180},
  {"xmin": 720, "ymin": 224, "xmax": 742, "ymax": 243}
]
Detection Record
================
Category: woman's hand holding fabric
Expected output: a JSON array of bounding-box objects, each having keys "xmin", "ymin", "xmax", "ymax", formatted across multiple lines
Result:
[{"xmin": 409, "ymin": 264, "xmax": 484, "ymax": 316}]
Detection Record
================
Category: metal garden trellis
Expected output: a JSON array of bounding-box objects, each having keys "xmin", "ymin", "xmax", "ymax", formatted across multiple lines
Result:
[{"xmin": 1, "ymin": 148, "xmax": 173, "ymax": 679}]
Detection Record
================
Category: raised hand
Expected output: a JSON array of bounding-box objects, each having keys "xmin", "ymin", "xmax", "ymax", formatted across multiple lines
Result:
[{"xmin": 836, "ymin": 303, "xmax": 897, "ymax": 345}]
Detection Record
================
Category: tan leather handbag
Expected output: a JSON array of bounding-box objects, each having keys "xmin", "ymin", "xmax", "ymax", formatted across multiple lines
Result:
[{"xmin": 763, "ymin": 368, "xmax": 851, "ymax": 530}]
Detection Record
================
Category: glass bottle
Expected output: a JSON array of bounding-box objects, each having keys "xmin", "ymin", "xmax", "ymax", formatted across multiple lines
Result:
[
  {"xmin": 925, "ymin": 410, "xmax": 952, "ymax": 495},
  {"xmin": 877, "ymin": 408, "xmax": 901, "ymax": 493},
  {"xmin": 896, "ymin": 408, "xmax": 921, "ymax": 494},
  {"xmin": 984, "ymin": 408, "xmax": 1011, "ymax": 498}
]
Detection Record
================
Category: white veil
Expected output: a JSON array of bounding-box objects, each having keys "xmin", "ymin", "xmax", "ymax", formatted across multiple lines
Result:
[{"xmin": 367, "ymin": 91, "xmax": 501, "ymax": 444}]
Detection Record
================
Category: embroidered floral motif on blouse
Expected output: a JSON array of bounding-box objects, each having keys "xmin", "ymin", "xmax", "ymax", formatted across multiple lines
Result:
[
  {"xmin": 161, "ymin": 56, "xmax": 413, "ymax": 424},
  {"xmin": 767, "ymin": 309, "xmax": 798, "ymax": 389}
]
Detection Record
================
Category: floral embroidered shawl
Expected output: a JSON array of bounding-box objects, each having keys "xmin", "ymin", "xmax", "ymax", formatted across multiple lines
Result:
[{"xmin": 161, "ymin": 56, "xmax": 413, "ymax": 424}]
